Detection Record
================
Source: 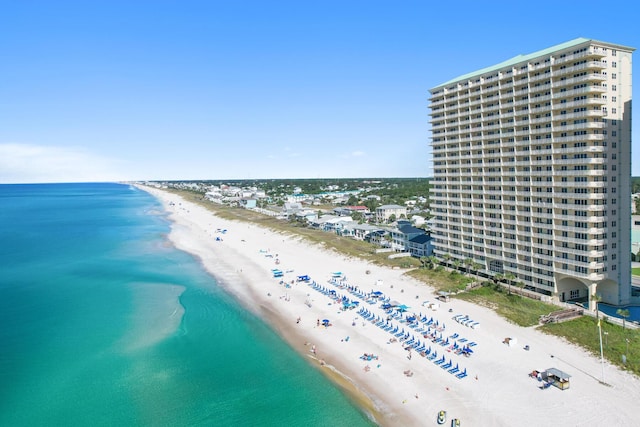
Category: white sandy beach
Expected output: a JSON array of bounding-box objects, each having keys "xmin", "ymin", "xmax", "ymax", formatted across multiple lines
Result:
[{"xmin": 140, "ymin": 185, "xmax": 640, "ymax": 426}]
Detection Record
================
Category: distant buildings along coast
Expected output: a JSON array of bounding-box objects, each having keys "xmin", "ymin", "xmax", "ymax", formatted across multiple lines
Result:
[{"xmin": 429, "ymin": 38, "xmax": 634, "ymax": 308}]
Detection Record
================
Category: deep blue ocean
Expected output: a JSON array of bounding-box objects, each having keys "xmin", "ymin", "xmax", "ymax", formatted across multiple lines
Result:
[{"xmin": 0, "ymin": 183, "xmax": 375, "ymax": 427}]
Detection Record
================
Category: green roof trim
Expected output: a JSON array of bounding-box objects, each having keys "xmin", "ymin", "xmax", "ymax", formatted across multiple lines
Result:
[{"xmin": 433, "ymin": 37, "xmax": 592, "ymax": 90}]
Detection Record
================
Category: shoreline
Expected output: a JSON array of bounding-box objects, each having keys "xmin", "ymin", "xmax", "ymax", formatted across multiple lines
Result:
[{"xmin": 139, "ymin": 184, "xmax": 640, "ymax": 426}]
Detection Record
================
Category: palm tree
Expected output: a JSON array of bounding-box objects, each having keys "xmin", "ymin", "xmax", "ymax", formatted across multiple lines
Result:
[
  {"xmin": 493, "ymin": 273, "xmax": 504, "ymax": 291},
  {"xmin": 452, "ymin": 259, "xmax": 462, "ymax": 273},
  {"xmin": 504, "ymin": 273, "xmax": 516, "ymax": 295},
  {"xmin": 442, "ymin": 254, "xmax": 451, "ymax": 268},
  {"xmin": 419, "ymin": 256, "xmax": 429, "ymax": 269},
  {"xmin": 464, "ymin": 258, "xmax": 474, "ymax": 275},
  {"xmin": 427, "ymin": 255, "xmax": 439, "ymax": 270},
  {"xmin": 616, "ymin": 308, "xmax": 631, "ymax": 330},
  {"xmin": 472, "ymin": 262, "xmax": 483, "ymax": 274}
]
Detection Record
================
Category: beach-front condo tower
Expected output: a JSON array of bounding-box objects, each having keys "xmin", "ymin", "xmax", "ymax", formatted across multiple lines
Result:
[{"xmin": 428, "ymin": 38, "xmax": 634, "ymax": 307}]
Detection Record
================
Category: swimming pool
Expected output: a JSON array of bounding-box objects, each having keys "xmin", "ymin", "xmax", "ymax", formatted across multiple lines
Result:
[{"xmin": 598, "ymin": 303, "xmax": 640, "ymax": 323}]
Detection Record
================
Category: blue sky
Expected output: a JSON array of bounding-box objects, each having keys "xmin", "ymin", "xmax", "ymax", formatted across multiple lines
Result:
[{"xmin": 1, "ymin": 0, "xmax": 638, "ymax": 183}]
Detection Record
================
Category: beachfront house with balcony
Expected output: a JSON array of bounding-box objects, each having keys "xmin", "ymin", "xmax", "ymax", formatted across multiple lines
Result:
[
  {"xmin": 407, "ymin": 234, "xmax": 434, "ymax": 258},
  {"xmin": 375, "ymin": 204, "xmax": 407, "ymax": 223}
]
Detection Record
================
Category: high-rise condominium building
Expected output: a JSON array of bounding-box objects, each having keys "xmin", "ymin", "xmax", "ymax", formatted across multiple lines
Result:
[{"xmin": 429, "ymin": 38, "xmax": 634, "ymax": 307}]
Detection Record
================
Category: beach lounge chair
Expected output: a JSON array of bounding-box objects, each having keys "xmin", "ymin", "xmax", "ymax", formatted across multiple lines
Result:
[{"xmin": 456, "ymin": 368, "xmax": 467, "ymax": 379}]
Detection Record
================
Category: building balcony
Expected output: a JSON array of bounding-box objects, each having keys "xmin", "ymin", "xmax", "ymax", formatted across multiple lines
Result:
[
  {"xmin": 552, "ymin": 73, "xmax": 607, "ymax": 89},
  {"xmin": 551, "ymin": 98, "xmax": 607, "ymax": 110},
  {"xmin": 553, "ymin": 86, "xmax": 607, "ymax": 100},
  {"xmin": 553, "ymin": 48, "xmax": 607, "ymax": 66},
  {"xmin": 551, "ymin": 109, "xmax": 603, "ymax": 121},
  {"xmin": 553, "ymin": 61, "xmax": 607, "ymax": 77},
  {"xmin": 529, "ymin": 72, "xmax": 552, "ymax": 83},
  {"xmin": 553, "ymin": 134, "xmax": 605, "ymax": 143},
  {"xmin": 553, "ymin": 122, "xmax": 605, "ymax": 133}
]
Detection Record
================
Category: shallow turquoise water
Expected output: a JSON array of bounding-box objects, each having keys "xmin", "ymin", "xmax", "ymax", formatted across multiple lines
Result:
[{"xmin": 0, "ymin": 183, "xmax": 375, "ymax": 427}]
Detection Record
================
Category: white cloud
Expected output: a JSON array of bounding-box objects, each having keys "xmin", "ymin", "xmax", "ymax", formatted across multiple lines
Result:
[
  {"xmin": 338, "ymin": 150, "xmax": 366, "ymax": 160},
  {"xmin": 0, "ymin": 143, "xmax": 127, "ymax": 183}
]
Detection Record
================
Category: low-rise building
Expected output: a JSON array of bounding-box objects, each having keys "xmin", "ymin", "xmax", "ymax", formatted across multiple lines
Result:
[
  {"xmin": 375, "ymin": 204, "xmax": 407, "ymax": 223},
  {"xmin": 390, "ymin": 224, "xmax": 428, "ymax": 252},
  {"xmin": 343, "ymin": 223, "xmax": 385, "ymax": 240},
  {"xmin": 407, "ymin": 234, "xmax": 434, "ymax": 258}
]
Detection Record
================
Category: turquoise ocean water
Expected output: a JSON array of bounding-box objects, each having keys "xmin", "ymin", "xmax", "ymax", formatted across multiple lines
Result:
[{"xmin": 0, "ymin": 183, "xmax": 375, "ymax": 427}]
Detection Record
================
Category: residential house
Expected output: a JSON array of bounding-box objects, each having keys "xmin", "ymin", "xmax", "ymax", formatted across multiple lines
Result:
[
  {"xmin": 310, "ymin": 215, "xmax": 354, "ymax": 233},
  {"xmin": 282, "ymin": 202, "xmax": 303, "ymax": 217},
  {"xmin": 390, "ymin": 224, "xmax": 427, "ymax": 252},
  {"xmin": 240, "ymin": 198, "xmax": 257, "ymax": 209},
  {"xmin": 365, "ymin": 229, "xmax": 389, "ymax": 247},
  {"xmin": 344, "ymin": 223, "xmax": 385, "ymax": 241},
  {"xmin": 375, "ymin": 204, "xmax": 407, "ymax": 223},
  {"xmin": 407, "ymin": 234, "xmax": 434, "ymax": 258}
]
